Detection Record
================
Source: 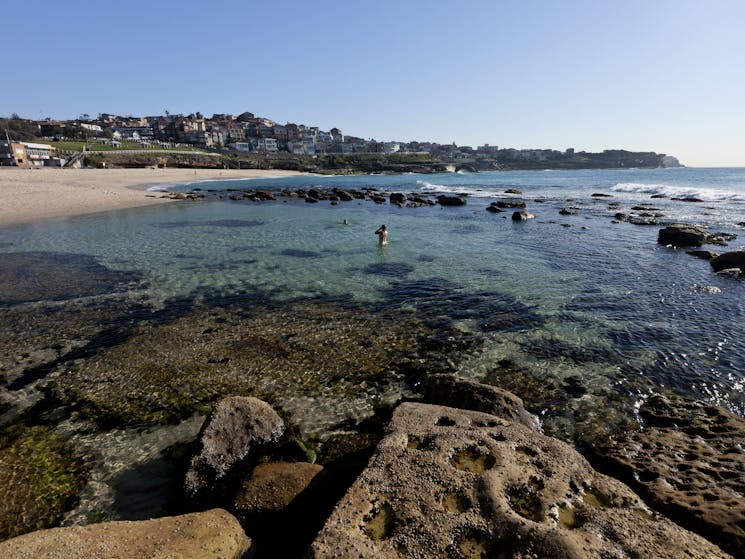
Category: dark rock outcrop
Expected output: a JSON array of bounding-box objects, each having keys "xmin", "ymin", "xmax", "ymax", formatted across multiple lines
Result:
[
  {"xmin": 687, "ymin": 250, "xmax": 719, "ymax": 260},
  {"xmin": 0, "ymin": 509, "xmax": 251, "ymax": 559},
  {"xmin": 436, "ymin": 195, "xmax": 467, "ymax": 207},
  {"xmin": 309, "ymin": 403, "xmax": 730, "ymax": 558},
  {"xmin": 710, "ymin": 251, "xmax": 745, "ymax": 273},
  {"xmin": 512, "ymin": 210, "xmax": 535, "ymax": 221},
  {"xmin": 658, "ymin": 224, "xmax": 708, "ymax": 247},
  {"xmin": 559, "ymin": 207, "xmax": 581, "ymax": 215},
  {"xmin": 707, "ymin": 233, "xmax": 737, "ymax": 246},
  {"xmin": 589, "ymin": 395, "xmax": 745, "ymax": 557},
  {"xmin": 389, "ymin": 193, "xmax": 407, "ymax": 205},
  {"xmin": 334, "ymin": 189, "xmax": 356, "ymax": 202},
  {"xmin": 184, "ymin": 396, "xmax": 285, "ymax": 497},
  {"xmin": 494, "ymin": 199, "xmax": 526, "ymax": 209}
]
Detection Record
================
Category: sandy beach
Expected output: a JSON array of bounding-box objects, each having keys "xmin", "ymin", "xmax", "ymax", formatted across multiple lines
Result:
[{"xmin": 0, "ymin": 167, "xmax": 306, "ymax": 228}]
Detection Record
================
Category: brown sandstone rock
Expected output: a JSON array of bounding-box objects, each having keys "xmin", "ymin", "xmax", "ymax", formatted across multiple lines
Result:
[
  {"xmin": 184, "ymin": 396, "xmax": 285, "ymax": 496},
  {"xmin": 590, "ymin": 394, "xmax": 745, "ymax": 557},
  {"xmin": 422, "ymin": 374, "xmax": 540, "ymax": 431},
  {"xmin": 234, "ymin": 461, "xmax": 324, "ymax": 514},
  {"xmin": 309, "ymin": 402, "xmax": 731, "ymax": 559},
  {"xmin": 0, "ymin": 509, "xmax": 251, "ymax": 559}
]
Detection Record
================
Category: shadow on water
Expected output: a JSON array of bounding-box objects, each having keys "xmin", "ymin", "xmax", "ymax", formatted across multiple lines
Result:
[{"xmin": 110, "ymin": 442, "xmax": 194, "ymax": 521}]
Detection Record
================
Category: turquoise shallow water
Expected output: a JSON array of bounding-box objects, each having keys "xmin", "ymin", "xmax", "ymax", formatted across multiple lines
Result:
[{"xmin": 2, "ymin": 168, "xmax": 744, "ymax": 416}]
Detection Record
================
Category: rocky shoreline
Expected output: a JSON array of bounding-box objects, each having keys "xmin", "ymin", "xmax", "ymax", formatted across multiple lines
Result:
[
  {"xmin": 1, "ymin": 383, "xmax": 740, "ymax": 558},
  {"xmin": 1, "ymin": 184, "xmax": 743, "ymax": 558}
]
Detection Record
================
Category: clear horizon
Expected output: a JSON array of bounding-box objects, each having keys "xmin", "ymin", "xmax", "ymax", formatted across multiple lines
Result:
[{"xmin": 3, "ymin": 0, "xmax": 744, "ymax": 167}]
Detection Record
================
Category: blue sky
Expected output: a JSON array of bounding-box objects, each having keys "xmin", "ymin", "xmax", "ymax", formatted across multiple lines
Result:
[{"xmin": 3, "ymin": 0, "xmax": 744, "ymax": 166}]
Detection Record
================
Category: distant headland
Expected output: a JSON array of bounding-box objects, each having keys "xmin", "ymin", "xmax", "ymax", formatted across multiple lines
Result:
[{"xmin": 1, "ymin": 111, "xmax": 681, "ymax": 173}]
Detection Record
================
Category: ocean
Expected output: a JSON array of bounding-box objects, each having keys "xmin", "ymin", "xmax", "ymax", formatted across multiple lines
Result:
[{"xmin": 0, "ymin": 168, "xmax": 745, "ymax": 431}]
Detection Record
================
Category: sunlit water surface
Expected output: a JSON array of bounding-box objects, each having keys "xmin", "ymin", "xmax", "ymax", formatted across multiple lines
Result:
[{"xmin": 2, "ymin": 168, "xmax": 744, "ymax": 418}]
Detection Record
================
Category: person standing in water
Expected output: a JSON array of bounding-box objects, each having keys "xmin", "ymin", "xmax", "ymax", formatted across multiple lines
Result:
[{"xmin": 375, "ymin": 224, "xmax": 388, "ymax": 246}]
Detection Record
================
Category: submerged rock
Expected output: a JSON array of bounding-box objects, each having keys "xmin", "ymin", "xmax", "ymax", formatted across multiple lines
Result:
[
  {"xmin": 309, "ymin": 403, "xmax": 730, "ymax": 558},
  {"xmin": 589, "ymin": 394, "xmax": 745, "ymax": 557},
  {"xmin": 51, "ymin": 302, "xmax": 436, "ymax": 428},
  {"xmin": 0, "ymin": 509, "xmax": 250, "ymax": 559},
  {"xmin": 0, "ymin": 252, "xmax": 141, "ymax": 305},
  {"xmin": 0, "ymin": 426, "xmax": 87, "ymax": 541}
]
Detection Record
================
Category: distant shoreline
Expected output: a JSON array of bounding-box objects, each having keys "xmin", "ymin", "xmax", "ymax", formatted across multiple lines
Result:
[{"xmin": 0, "ymin": 168, "xmax": 308, "ymax": 229}]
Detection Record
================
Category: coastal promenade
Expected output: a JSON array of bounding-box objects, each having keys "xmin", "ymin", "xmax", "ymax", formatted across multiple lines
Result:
[{"xmin": 0, "ymin": 167, "xmax": 305, "ymax": 228}]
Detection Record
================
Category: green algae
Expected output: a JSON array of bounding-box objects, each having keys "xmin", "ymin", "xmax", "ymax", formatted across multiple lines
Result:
[
  {"xmin": 0, "ymin": 426, "xmax": 87, "ymax": 540},
  {"xmin": 52, "ymin": 302, "xmax": 440, "ymax": 428}
]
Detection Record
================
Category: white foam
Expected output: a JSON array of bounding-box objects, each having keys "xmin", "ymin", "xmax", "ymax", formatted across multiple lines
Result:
[
  {"xmin": 611, "ymin": 182, "xmax": 745, "ymax": 202},
  {"xmin": 415, "ymin": 180, "xmax": 496, "ymax": 198}
]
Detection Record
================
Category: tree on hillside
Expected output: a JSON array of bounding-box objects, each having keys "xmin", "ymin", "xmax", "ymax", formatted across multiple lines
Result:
[{"xmin": 1, "ymin": 117, "xmax": 39, "ymax": 142}]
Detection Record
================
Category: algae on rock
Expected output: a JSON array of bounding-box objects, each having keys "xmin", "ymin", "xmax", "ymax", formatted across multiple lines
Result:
[{"xmin": 0, "ymin": 426, "xmax": 87, "ymax": 540}]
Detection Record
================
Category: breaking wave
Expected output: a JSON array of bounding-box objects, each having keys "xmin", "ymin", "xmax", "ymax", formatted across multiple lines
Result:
[
  {"xmin": 611, "ymin": 182, "xmax": 745, "ymax": 202},
  {"xmin": 415, "ymin": 180, "xmax": 498, "ymax": 198}
]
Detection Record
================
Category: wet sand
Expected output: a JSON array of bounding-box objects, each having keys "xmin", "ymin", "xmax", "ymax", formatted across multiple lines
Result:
[{"xmin": 0, "ymin": 167, "xmax": 306, "ymax": 228}]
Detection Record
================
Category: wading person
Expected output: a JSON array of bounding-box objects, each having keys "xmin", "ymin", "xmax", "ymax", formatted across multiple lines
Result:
[{"xmin": 375, "ymin": 224, "xmax": 388, "ymax": 246}]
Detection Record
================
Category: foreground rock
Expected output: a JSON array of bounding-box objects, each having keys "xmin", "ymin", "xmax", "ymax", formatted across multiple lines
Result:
[
  {"xmin": 234, "ymin": 461, "xmax": 324, "ymax": 515},
  {"xmin": 310, "ymin": 402, "xmax": 730, "ymax": 558},
  {"xmin": 0, "ymin": 509, "xmax": 251, "ymax": 559},
  {"xmin": 184, "ymin": 396, "xmax": 285, "ymax": 497},
  {"xmin": 422, "ymin": 374, "xmax": 540, "ymax": 430},
  {"xmin": 589, "ymin": 394, "xmax": 745, "ymax": 557}
]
